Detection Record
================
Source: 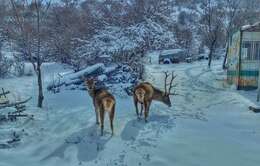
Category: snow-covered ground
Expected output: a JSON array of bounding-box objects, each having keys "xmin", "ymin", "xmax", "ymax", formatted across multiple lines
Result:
[{"xmin": 1, "ymin": 60, "xmax": 260, "ymax": 166}]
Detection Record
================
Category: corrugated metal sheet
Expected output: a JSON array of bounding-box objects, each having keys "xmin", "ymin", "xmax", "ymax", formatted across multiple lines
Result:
[{"xmin": 239, "ymin": 61, "xmax": 260, "ymax": 88}]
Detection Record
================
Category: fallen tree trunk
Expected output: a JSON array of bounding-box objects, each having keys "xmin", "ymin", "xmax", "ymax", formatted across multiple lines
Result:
[
  {"xmin": 68, "ymin": 63, "xmax": 105, "ymax": 80},
  {"xmin": 249, "ymin": 106, "xmax": 260, "ymax": 113},
  {"xmin": 47, "ymin": 63, "xmax": 106, "ymax": 90}
]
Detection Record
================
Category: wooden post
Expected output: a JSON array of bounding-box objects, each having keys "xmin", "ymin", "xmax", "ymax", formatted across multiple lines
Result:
[
  {"xmin": 237, "ymin": 30, "xmax": 243, "ymax": 90},
  {"xmin": 257, "ymin": 65, "xmax": 260, "ymax": 102}
]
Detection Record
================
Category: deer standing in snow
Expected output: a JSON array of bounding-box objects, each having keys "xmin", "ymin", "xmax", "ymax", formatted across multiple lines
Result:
[
  {"xmin": 133, "ymin": 71, "xmax": 177, "ymax": 122},
  {"xmin": 85, "ymin": 78, "xmax": 116, "ymax": 136}
]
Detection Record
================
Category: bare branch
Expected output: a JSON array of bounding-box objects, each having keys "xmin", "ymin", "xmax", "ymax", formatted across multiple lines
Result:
[
  {"xmin": 168, "ymin": 72, "xmax": 177, "ymax": 94},
  {"xmin": 163, "ymin": 71, "xmax": 177, "ymax": 95},
  {"xmin": 163, "ymin": 71, "xmax": 170, "ymax": 93}
]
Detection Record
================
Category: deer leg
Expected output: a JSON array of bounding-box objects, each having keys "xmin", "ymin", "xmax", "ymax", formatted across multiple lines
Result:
[
  {"xmin": 140, "ymin": 104, "xmax": 144, "ymax": 117},
  {"xmin": 100, "ymin": 108, "xmax": 105, "ymax": 136},
  {"xmin": 95, "ymin": 107, "xmax": 100, "ymax": 125},
  {"xmin": 144, "ymin": 101, "xmax": 151, "ymax": 123},
  {"xmin": 134, "ymin": 96, "xmax": 139, "ymax": 117},
  {"xmin": 94, "ymin": 101, "xmax": 100, "ymax": 124},
  {"xmin": 109, "ymin": 104, "xmax": 115, "ymax": 136}
]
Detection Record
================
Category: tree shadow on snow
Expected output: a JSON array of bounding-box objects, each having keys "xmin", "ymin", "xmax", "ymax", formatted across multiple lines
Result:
[{"xmin": 42, "ymin": 124, "xmax": 112, "ymax": 162}]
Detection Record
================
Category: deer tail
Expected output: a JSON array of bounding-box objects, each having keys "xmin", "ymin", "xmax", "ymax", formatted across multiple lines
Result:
[{"xmin": 102, "ymin": 97, "xmax": 115, "ymax": 112}]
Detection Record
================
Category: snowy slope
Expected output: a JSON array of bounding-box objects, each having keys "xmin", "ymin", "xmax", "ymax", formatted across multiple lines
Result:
[{"xmin": 0, "ymin": 60, "xmax": 260, "ymax": 166}]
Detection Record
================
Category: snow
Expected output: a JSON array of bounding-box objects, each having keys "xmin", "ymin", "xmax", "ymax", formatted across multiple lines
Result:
[
  {"xmin": 1, "ymin": 60, "xmax": 260, "ymax": 166},
  {"xmin": 145, "ymin": 51, "xmax": 160, "ymax": 64},
  {"xmin": 104, "ymin": 65, "xmax": 118, "ymax": 74},
  {"xmin": 67, "ymin": 63, "xmax": 105, "ymax": 80},
  {"xmin": 97, "ymin": 74, "xmax": 107, "ymax": 82},
  {"xmin": 241, "ymin": 24, "xmax": 252, "ymax": 30},
  {"xmin": 241, "ymin": 22, "xmax": 260, "ymax": 31},
  {"xmin": 47, "ymin": 63, "xmax": 105, "ymax": 89},
  {"xmin": 23, "ymin": 63, "xmax": 34, "ymax": 76}
]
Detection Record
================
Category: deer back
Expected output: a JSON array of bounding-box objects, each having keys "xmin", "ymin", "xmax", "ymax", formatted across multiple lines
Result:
[
  {"xmin": 94, "ymin": 89, "xmax": 115, "ymax": 111},
  {"xmin": 85, "ymin": 79, "xmax": 115, "ymax": 111}
]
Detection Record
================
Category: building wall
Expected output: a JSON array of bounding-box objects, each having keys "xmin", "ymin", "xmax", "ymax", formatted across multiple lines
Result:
[
  {"xmin": 239, "ymin": 60, "xmax": 259, "ymax": 89},
  {"xmin": 227, "ymin": 31, "xmax": 241, "ymax": 86}
]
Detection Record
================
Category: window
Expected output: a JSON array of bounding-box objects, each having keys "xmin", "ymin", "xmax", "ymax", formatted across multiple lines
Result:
[
  {"xmin": 242, "ymin": 41, "xmax": 260, "ymax": 60},
  {"xmin": 242, "ymin": 41, "xmax": 252, "ymax": 60},
  {"xmin": 255, "ymin": 42, "xmax": 260, "ymax": 60}
]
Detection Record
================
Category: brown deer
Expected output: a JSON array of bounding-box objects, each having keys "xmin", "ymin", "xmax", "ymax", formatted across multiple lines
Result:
[
  {"xmin": 85, "ymin": 78, "xmax": 116, "ymax": 136},
  {"xmin": 133, "ymin": 71, "xmax": 177, "ymax": 122}
]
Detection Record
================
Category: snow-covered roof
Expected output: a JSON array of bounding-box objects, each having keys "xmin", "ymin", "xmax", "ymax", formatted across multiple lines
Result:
[
  {"xmin": 146, "ymin": 49, "xmax": 185, "ymax": 57},
  {"xmin": 241, "ymin": 22, "xmax": 260, "ymax": 31},
  {"xmin": 146, "ymin": 51, "xmax": 160, "ymax": 57},
  {"xmin": 160, "ymin": 49, "xmax": 184, "ymax": 55}
]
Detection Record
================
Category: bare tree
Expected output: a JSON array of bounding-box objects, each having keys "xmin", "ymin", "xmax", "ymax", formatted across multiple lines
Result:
[
  {"xmin": 222, "ymin": 0, "xmax": 241, "ymax": 69},
  {"xmin": 200, "ymin": 0, "xmax": 224, "ymax": 68},
  {"xmin": 174, "ymin": 20, "xmax": 193, "ymax": 55},
  {"xmin": 8, "ymin": 0, "xmax": 52, "ymax": 108}
]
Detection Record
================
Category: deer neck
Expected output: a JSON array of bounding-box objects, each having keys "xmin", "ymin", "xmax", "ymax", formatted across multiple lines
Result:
[
  {"xmin": 152, "ymin": 88, "xmax": 166, "ymax": 103},
  {"xmin": 88, "ymin": 87, "xmax": 97, "ymax": 99}
]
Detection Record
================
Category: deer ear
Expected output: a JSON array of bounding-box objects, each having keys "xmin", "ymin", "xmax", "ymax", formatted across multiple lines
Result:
[
  {"xmin": 89, "ymin": 77, "xmax": 95, "ymax": 81},
  {"xmin": 80, "ymin": 76, "xmax": 85, "ymax": 81},
  {"xmin": 85, "ymin": 78, "xmax": 93, "ymax": 85}
]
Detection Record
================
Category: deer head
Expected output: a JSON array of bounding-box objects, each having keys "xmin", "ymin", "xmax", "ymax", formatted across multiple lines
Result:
[
  {"xmin": 84, "ymin": 77, "xmax": 97, "ymax": 95},
  {"xmin": 85, "ymin": 78, "xmax": 94, "ymax": 88},
  {"xmin": 162, "ymin": 71, "xmax": 177, "ymax": 107}
]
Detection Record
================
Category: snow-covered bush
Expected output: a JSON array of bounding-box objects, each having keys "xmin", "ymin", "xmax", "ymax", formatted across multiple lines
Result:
[
  {"xmin": 23, "ymin": 64, "xmax": 34, "ymax": 76},
  {"xmin": 66, "ymin": 19, "xmax": 178, "ymax": 78},
  {"xmin": 0, "ymin": 58, "xmax": 12, "ymax": 78},
  {"xmin": 0, "ymin": 47, "xmax": 13, "ymax": 78},
  {"xmin": 13, "ymin": 61, "xmax": 25, "ymax": 77}
]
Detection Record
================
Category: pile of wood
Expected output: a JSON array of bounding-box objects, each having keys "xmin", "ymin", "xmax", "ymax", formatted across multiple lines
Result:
[
  {"xmin": 47, "ymin": 63, "xmax": 138, "ymax": 94},
  {"xmin": 47, "ymin": 63, "xmax": 107, "ymax": 92}
]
